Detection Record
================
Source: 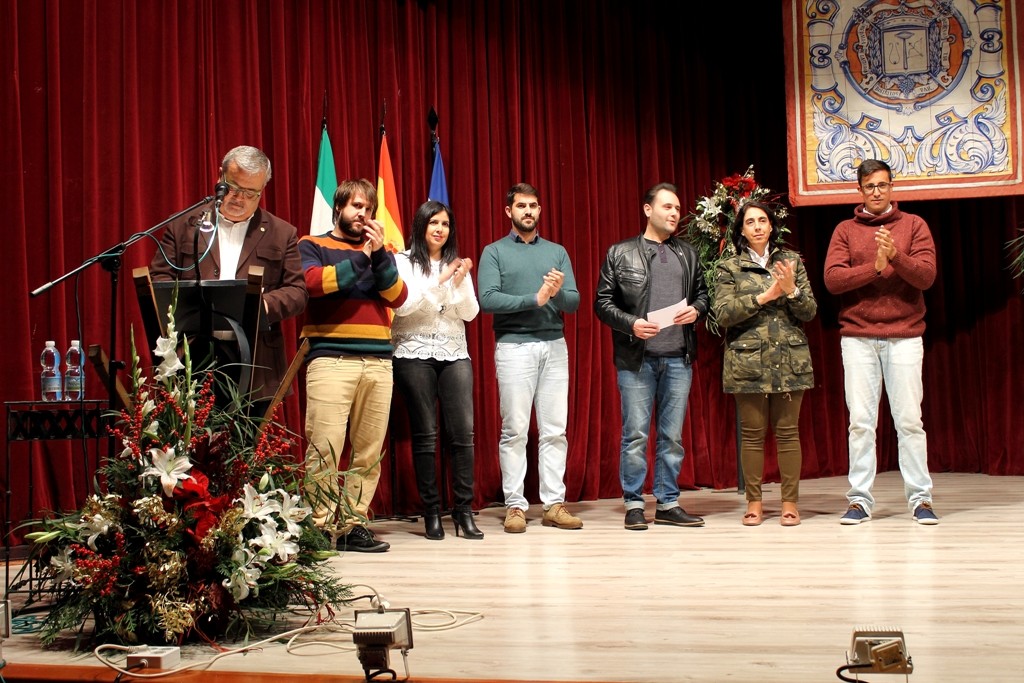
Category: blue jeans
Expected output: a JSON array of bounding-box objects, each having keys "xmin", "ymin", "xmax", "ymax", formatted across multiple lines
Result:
[
  {"xmin": 841, "ymin": 336, "xmax": 933, "ymax": 512},
  {"xmin": 617, "ymin": 356, "xmax": 692, "ymax": 509},
  {"xmin": 393, "ymin": 357, "xmax": 476, "ymax": 511},
  {"xmin": 494, "ymin": 339, "xmax": 569, "ymax": 510}
]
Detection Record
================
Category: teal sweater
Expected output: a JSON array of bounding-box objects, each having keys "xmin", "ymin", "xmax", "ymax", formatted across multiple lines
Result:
[{"xmin": 477, "ymin": 232, "xmax": 579, "ymax": 342}]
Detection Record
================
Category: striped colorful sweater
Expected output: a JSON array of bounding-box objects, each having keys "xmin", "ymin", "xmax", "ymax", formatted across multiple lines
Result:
[{"xmin": 298, "ymin": 233, "xmax": 408, "ymax": 360}]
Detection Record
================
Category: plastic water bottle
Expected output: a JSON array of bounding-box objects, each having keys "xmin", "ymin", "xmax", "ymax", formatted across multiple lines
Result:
[
  {"xmin": 40, "ymin": 340, "xmax": 62, "ymax": 402},
  {"xmin": 64, "ymin": 339, "xmax": 84, "ymax": 401}
]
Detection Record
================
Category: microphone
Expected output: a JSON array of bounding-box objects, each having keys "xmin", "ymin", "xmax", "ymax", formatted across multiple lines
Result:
[
  {"xmin": 197, "ymin": 210, "xmax": 215, "ymax": 233},
  {"xmin": 214, "ymin": 182, "xmax": 230, "ymax": 209}
]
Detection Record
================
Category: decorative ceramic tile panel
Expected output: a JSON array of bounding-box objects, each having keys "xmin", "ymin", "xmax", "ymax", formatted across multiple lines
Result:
[{"xmin": 784, "ymin": 0, "xmax": 1024, "ymax": 205}]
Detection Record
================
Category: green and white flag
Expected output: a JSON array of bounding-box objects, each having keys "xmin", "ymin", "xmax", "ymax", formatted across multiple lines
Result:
[{"xmin": 310, "ymin": 126, "xmax": 337, "ymax": 236}]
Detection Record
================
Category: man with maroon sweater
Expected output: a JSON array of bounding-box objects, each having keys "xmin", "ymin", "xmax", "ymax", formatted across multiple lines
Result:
[{"xmin": 824, "ymin": 159, "xmax": 939, "ymax": 526}]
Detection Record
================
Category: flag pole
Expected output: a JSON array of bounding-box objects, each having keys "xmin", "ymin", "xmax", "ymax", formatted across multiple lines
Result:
[
  {"xmin": 320, "ymin": 90, "xmax": 328, "ymax": 131},
  {"xmin": 310, "ymin": 93, "xmax": 337, "ymax": 236},
  {"xmin": 427, "ymin": 107, "xmax": 450, "ymax": 208},
  {"xmin": 375, "ymin": 98, "xmax": 415, "ymax": 523},
  {"xmin": 428, "ymin": 105, "xmax": 439, "ymax": 154}
]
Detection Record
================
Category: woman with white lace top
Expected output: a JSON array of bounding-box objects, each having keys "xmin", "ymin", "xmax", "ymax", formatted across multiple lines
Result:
[{"xmin": 392, "ymin": 200, "xmax": 483, "ymax": 540}]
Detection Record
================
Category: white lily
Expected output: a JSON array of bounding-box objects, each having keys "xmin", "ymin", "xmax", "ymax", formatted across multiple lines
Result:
[
  {"xmin": 140, "ymin": 446, "xmax": 194, "ymax": 497},
  {"xmin": 276, "ymin": 490, "xmax": 311, "ymax": 538},
  {"xmin": 238, "ymin": 483, "xmax": 282, "ymax": 522},
  {"xmin": 50, "ymin": 546, "xmax": 75, "ymax": 582},
  {"xmin": 222, "ymin": 547, "xmax": 262, "ymax": 601},
  {"xmin": 250, "ymin": 520, "xmax": 299, "ymax": 563},
  {"xmin": 81, "ymin": 511, "xmax": 117, "ymax": 550}
]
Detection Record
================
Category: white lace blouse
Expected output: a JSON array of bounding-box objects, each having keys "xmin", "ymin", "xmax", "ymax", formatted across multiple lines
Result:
[{"xmin": 392, "ymin": 252, "xmax": 480, "ymax": 360}]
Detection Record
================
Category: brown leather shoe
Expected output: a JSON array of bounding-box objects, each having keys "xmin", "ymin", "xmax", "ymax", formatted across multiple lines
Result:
[
  {"xmin": 542, "ymin": 503, "xmax": 583, "ymax": 529},
  {"xmin": 503, "ymin": 507, "xmax": 527, "ymax": 533}
]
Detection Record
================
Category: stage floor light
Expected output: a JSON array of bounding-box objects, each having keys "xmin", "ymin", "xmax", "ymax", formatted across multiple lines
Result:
[{"xmin": 353, "ymin": 607, "xmax": 414, "ymax": 681}]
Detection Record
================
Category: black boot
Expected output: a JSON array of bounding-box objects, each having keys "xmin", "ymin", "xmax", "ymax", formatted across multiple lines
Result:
[
  {"xmin": 424, "ymin": 507, "xmax": 445, "ymax": 540},
  {"xmin": 452, "ymin": 507, "xmax": 484, "ymax": 540}
]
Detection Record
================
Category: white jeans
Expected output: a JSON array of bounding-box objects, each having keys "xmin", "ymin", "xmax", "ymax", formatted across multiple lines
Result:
[
  {"xmin": 841, "ymin": 336, "xmax": 933, "ymax": 511},
  {"xmin": 494, "ymin": 339, "xmax": 569, "ymax": 509}
]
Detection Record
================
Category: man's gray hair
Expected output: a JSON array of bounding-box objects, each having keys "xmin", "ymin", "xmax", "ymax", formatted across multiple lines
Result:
[{"xmin": 221, "ymin": 145, "xmax": 272, "ymax": 182}]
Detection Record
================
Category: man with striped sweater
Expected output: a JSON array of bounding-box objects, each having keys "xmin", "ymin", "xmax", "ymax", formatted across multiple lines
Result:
[{"xmin": 299, "ymin": 178, "xmax": 408, "ymax": 552}]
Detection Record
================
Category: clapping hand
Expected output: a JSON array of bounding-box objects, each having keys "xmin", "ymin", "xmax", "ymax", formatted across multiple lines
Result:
[
  {"xmin": 440, "ymin": 257, "xmax": 474, "ymax": 286},
  {"xmin": 452, "ymin": 257, "xmax": 473, "ymax": 286},
  {"xmin": 772, "ymin": 258, "xmax": 797, "ymax": 297},
  {"xmin": 361, "ymin": 219, "xmax": 385, "ymax": 256},
  {"xmin": 537, "ymin": 268, "xmax": 564, "ymax": 306},
  {"xmin": 874, "ymin": 227, "xmax": 895, "ymax": 272}
]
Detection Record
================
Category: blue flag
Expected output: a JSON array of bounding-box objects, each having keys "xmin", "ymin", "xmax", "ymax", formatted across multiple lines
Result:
[{"xmin": 428, "ymin": 142, "xmax": 450, "ymax": 207}]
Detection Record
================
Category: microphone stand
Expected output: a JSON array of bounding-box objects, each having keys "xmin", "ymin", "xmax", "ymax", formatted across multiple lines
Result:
[
  {"xmin": 197, "ymin": 199, "xmax": 223, "ymax": 343},
  {"xmin": 30, "ymin": 195, "xmax": 215, "ymax": 427},
  {"xmin": 195, "ymin": 212, "xmax": 208, "ymax": 341}
]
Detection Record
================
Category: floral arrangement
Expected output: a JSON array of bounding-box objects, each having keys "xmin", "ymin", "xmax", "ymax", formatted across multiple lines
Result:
[
  {"xmin": 19, "ymin": 308, "xmax": 350, "ymax": 647},
  {"xmin": 682, "ymin": 165, "xmax": 789, "ymax": 333}
]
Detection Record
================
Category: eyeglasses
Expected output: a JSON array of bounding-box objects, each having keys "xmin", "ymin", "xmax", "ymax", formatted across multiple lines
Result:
[
  {"xmin": 861, "ymin": 182, "xmax": 892, "ymax": 193},
  {"xmin": 223, "ymin": 179, "xmax": 263, "ymax": 200}
]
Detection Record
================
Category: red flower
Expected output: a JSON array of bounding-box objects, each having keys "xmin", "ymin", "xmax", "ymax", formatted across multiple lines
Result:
[
  {"xmin": 185, "ymin": 494, "xmax": 232, "ymax": 542},
  {"xmin": 177, "ymin": 468, "xmax": 211, "ymax": 500},
  {"xmin": 721, "ymin": 173, "xmax": 745, "ymax": 191},
  {"xmin": 720, "ymin": 172, "xmax": 758, "ymax": 198}
]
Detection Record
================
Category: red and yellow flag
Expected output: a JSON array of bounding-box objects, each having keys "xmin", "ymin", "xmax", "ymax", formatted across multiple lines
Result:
[{"xmin": 376, "ymin": 135, "xmax": 404, "ymax": 253}]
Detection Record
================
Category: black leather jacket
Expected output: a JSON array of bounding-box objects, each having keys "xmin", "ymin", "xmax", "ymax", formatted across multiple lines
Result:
[{"xmin": 594, "ymin": 234, "xmax": 708, "ymax": 371}]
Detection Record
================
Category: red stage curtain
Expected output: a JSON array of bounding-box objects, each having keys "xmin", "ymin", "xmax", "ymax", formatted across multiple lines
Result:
[{"xmin": 2, "ymin": 1, "xmax": 1022, "ymax": 539}]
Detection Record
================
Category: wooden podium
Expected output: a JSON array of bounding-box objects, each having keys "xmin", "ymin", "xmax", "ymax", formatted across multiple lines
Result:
[
  {"xmin": 132, "ymin": 266, "xmax": 308, "ymax": 425},
  {"xmin": 132, "ymin": 266, "xmax": 265, "ymax": 400}
]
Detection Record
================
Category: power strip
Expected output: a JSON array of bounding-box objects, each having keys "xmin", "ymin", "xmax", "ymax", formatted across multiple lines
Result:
[{"xmin": 126, "ymin": 646, "xmax": 181, "ymax": 669}]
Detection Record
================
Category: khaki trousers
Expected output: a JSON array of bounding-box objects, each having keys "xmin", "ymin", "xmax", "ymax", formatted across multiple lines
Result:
[
  {"xmin": 735, "ymin": 391, "xmax": 805, "ymax": 503},
  {"xmin": 304, "ymin": 356, "xmax": 393, "ymax": 532}
]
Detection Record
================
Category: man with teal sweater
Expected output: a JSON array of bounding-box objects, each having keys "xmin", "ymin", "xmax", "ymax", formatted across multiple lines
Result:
[{"xmin": 478, "ymin": 182, "xmax": 582, "ymax": 533}]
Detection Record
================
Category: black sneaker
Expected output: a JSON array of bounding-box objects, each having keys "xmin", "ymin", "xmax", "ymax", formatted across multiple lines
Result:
[
  {"xmin": 338, "ymin": 525, "xmax": 390, "ymax": 553},
  {"xmin": 654, "ymin": 507, "xmax": 704, "ymax": 527},
  {"xmin": 624, "ymin": 508, "xmax": 648, "ymax": 530}
]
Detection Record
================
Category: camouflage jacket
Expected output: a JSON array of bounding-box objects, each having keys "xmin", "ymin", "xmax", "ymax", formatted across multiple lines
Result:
[{"xmin": 712, "ymin": 248, "xmax": 817, "ymax": 394}]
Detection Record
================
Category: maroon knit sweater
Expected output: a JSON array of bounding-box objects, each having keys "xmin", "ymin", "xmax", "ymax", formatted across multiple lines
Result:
[{"xmin": 823, "ymin": 201, "xmax": 936, "ymax": 338}]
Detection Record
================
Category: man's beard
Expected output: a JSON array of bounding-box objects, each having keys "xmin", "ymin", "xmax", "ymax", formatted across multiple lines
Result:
[
  {"xmin": 512, "ymin": 216, "xmax": 537, "ymax": 233},
  {"xmin": 337, "ymin": 216, "xmax": 364, "ymax": 241}
]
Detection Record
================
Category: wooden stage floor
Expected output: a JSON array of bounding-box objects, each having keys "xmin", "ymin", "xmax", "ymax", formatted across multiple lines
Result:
[{"xmin": 2, "ymin": 472, "xmax": 1022, "ymax": 683}]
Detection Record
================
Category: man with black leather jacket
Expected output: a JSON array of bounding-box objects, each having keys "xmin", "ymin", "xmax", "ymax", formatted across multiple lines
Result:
[{"xmin": 594, "ymin": 182, "xmax": 709, "ymax": 530}]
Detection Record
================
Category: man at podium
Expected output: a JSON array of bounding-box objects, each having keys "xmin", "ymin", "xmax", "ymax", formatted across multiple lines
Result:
[{"xmin": 148, "ymin": 145, "xmax": 307, "ymax": 411}]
